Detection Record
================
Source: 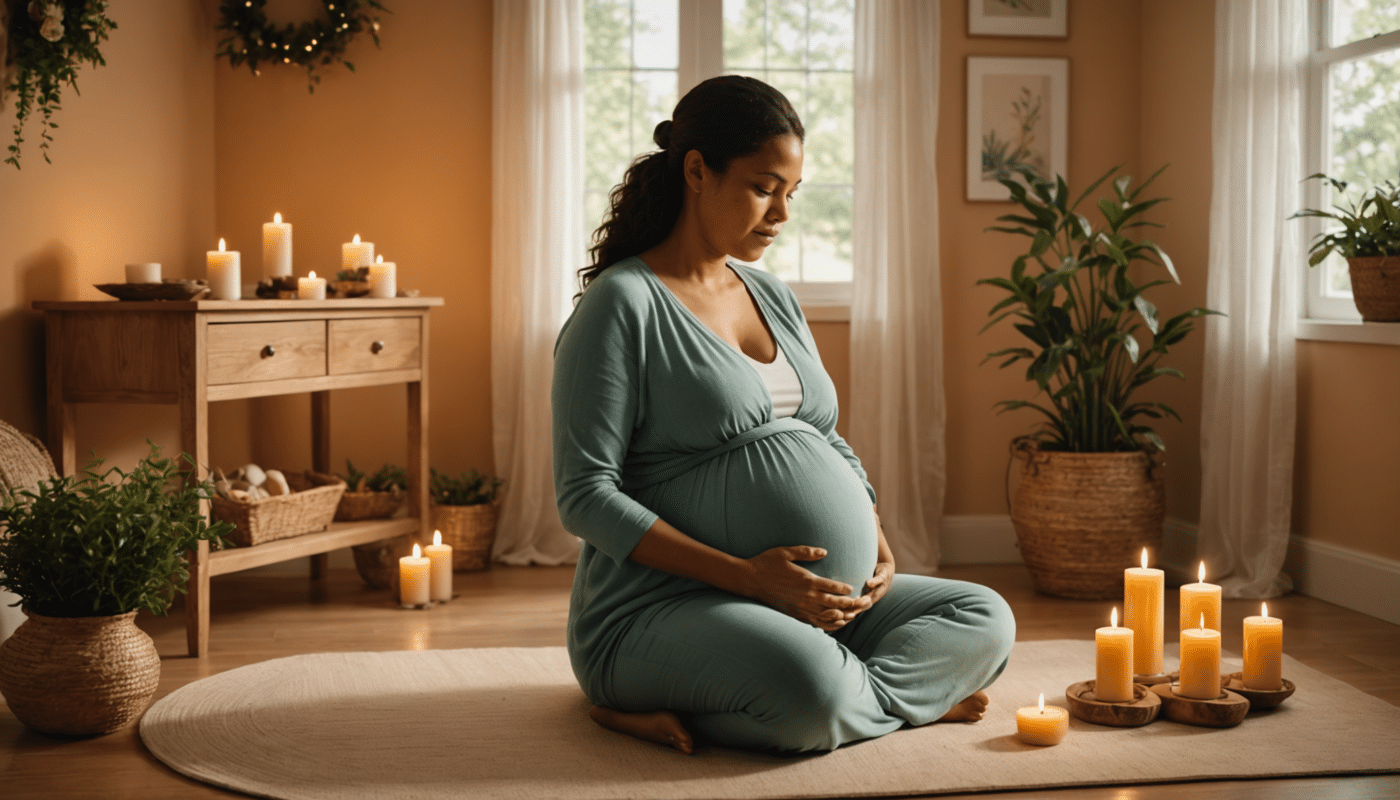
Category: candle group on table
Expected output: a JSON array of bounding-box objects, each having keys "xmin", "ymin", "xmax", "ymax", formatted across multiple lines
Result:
[
  {"xmin": 1015, "ymin": 693, "xmax": 1068, "ymax": 746},
  {"xmin": 1123, "ymin": 548, "xmax": 1164, "ymax": 677},
  {"xmin": 206, "ymin": 238, "xmax": 241, "ymax": 300},
  {"xmin": 1180, "ymin": 561, "xmax": 1222, "ymax": 632},
  {"xmin": 424, "ymin": 530, "xmax": 453, "ymax": 602},
  {"xmin": 342, "ymin": 233, "xmax": 374, "ymax": 274},
  {"xmin": 1095, "ymin": 607, "xmax": 1134, "ymax": 702},
  {"xmin": 1243, "ymin": 602, "xmax": 1283, "ymax": 690},
  {"xmin": 1178, "ymin": 612, "xmax": 1222, "ymax": 699},
  {"xmin": 263, "ymin": 212, "xmax": 293, "ymax": 278},
  {"xmin": 369, "ymin": 254, "xmax": 397, "ymax": 298},
  {"xmin": 399, "ymin": 543, "xmax": 430, "ymax": 607},
  {"xmin": 297, "ymin": 271, "xmax": 327, "ymax": 300}
]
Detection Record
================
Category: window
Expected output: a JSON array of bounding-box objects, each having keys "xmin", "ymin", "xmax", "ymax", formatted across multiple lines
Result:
[
  {"xmin": 1303, "ymin": 0, "xmax": 1400, "ymax": 321},
  {"xmin": 584, "ymin": 0, "xmax": 855, "ymax": 307}
]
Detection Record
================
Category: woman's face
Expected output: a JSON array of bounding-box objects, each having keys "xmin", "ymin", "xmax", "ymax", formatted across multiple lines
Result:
[{"xmin": 690, "ymin": 133, "xmax": 804, "ymax": 263}]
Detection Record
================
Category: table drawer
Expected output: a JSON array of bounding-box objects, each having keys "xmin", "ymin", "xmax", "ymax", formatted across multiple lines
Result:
[
  {"xmin": 207, "ymin": 321, "xmax": 327, "ymax": 385},
  {"xmin": 328, "ymin": 318, "xmax": 421, "ymax": 375}
]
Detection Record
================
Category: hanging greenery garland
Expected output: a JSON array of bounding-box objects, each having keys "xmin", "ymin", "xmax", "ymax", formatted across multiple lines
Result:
[
  {"xmin": 215, "ymin": 0, "xmax": 388, "ymax": 93},
  {"xmin": 3, "ymin": 0, "xmax": 118, "ymax": 169}
]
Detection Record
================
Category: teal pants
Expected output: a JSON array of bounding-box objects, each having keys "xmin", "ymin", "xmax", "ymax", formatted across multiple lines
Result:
[{"xmin": 598, "ymin": 575, "xmax": 1016, "ymax": 754}]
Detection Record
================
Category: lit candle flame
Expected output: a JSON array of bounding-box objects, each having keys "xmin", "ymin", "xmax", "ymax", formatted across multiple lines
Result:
[
  {"xmin": 1038, "ymin": 692, "xmax": 1045, "ymax": 714},
  {"xmin": 433, "ymin": 529, "xmax": 442, "ymax": 546},
  {"xmin": 353, "ymin": 233, "xmax": 361, "ymax": 244},
  {"xmin": 218, "ymin": 237, "xmax": 226, "ymax": 252},
  {"xmin": 308, "ymin": 270, "xmax": 317, "ymax": 280},
  {"xmin": 274, "ymin": 212, "xmax": 283, "ymax": 224},
  {"xmin": 1198, "ymin": 561, "xmax": 1206, "ymax": 583},
  {"xmin": 376, "ymin": 254, "xmax": 384, "ymax": 264},
  {"xmin": 1111, "ymin": 607, "xmax": 1118, "ymax": 628},
  {"xmin": 412, "ymin": 543, "xmax": 421, "ymax": 558},
  {"xmin": 1199, "ymin": 612, "xmax": 1205, "ymax": 631},
  {"xmin": 1141, "ymin": 548, "xmax": 1148, "ymax": 569},
  {"xmin": 1262, "ymin": 602, "xmax": 1269, "ymax": 619}
]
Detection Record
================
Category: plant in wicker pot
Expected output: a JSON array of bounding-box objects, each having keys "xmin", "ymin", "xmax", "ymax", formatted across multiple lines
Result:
[
  {"xmin": 340, "ymin": 460, "xmax": 409, "ymax": 590},
  {"xmin": 429, "ymin": 468, "xmax": 505, "ymax": 572},
  {"xmin": 0, "ymin": 443, "xmax": 234, "ymax": 735},
  {"xmin": 979, "ymin": 165, "xmax": 1220, "ymax": 600},
  {"xmin": 1291, "ymin": 174, "xmax": 1400, "ymax": 322}
]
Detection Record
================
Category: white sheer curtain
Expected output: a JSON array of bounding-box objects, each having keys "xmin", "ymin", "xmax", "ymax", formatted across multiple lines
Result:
[
  {"xmin": 1197, "ymin": 0, "xmax": 1307, "ymax": 598},
  {"xmin": 849, "ymin": 0, "xmax": 944, "ymax": 575},
  {"xmin": 489, "ymin": 0, "xmax": 584, "ymax": 565}
]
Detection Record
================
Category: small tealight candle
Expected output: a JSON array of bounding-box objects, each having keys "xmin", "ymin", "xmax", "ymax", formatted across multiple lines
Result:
[
  {"xmin": 1242, "ymin": 602, "xmax": 1284, "ymax": 691},
  {"xmin": 1180, "ymin": 561, "xmax": 1222, "ymax": 633},
  {"xmin": 425, "ymin": 529, "xmax": 452, "ymax": 602},
  {"xmin": 125, "ymin": 262, "xmax": 161, "ymax": 283},
  {"xmin": 206, "ymin": 238, "xmax": 241, "ymax": 300},
  {"xmin": 1015, "ymin": 693, "xmax": 1068, "ymax": 746},
  {"xmin": 1124, "ymin": 547, "xmax": 1164, "ymax": 677},
  {"xmin": 369, "ymin": 254, "xmax": 397, "ymax": 298},
  {"xmin": 262, "ymin": 212, "xmax": 293, "ymax": 277},
  {"xmin": 1178, "ymin": 612, "xmax": 1222, "ymax": 700},
  {"xmin": 1095, "ymin": 607, "xmax": 1135, "ymax": 702},
  {"xmin": 297, "ymin": 270, "xmax": 327, "ymax": 300},
  {"xmin": 399, "ymin": 543, "xmax": 430, "ymax": 606},
  {"xmin": 342, "ymin": 233, "xmax": 374, "ymax": 274}
]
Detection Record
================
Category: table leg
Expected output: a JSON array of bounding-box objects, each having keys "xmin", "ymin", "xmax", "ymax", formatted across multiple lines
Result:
[
  {"xmin": 180, "ymin": 315, "xmax": 210, "ymax": 657},
  {"xmin": 310, "ymin": 390, "xmax": 331, "ymax": 579},
  {"xmin": 185, "ymin": 540, "xmax": 210, "ymax": 657},
  {"xmin": 44, "ymin": 312, "xmax": 76, "ymax": 476},
  {"xmin": 408, "ymin": 380, "xmax": 429, "ymax": 544}
]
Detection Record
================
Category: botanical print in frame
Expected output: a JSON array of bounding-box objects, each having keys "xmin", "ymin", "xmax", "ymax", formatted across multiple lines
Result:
[
  {"xmin": 966, "ymin": 57, "xmax": 1068, "ymax": 202},
  {"xmin": 969, "ymin": 0, "xmax": 1068, "ymax": 38}
]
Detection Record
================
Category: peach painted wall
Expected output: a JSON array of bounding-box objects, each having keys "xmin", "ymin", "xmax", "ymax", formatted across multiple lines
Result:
[
  {"xmin": 0, "ymin": 0, "xmax": 216, "ymax": 471},
  {"xmin": 211, "ymin": 1, "xmax": 494, "ymax": 479}
]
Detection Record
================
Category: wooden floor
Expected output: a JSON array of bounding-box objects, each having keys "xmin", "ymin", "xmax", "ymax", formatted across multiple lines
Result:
[{"xmin": 2, "ymin": 563, "xmax": 1397, "ymax": 799}]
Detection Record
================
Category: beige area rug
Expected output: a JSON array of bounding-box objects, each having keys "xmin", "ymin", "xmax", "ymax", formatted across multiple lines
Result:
[{"xmin": 140, "ymin": 640, "xmax": 1400, "ymax": 800}]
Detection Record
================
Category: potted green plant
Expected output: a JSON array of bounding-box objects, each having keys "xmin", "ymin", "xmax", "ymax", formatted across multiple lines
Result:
[
  {"xmin": 0, "ymin": 443, "xmax": 233, "ymax": 735},
  {"xmin": 341, "ymin": 460, "xmax": 409, "ymax": 590},
  {"xmin": 429, "ymin": 468, "xmax": 505, "ymax": 572},
  {"xmin": 979, "ymin": 165, "xmax": 1219, "ymax": 599},
  {"xmin": 1291, "ymin": 174, "xmax": 1400, "ymax": 322}
]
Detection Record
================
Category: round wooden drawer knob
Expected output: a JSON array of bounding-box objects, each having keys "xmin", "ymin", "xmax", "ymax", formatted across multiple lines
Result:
[
  {"xmin": 261, "ymin": 345, "xmax": 276, "ymax": 358},
  {"xmin": 371, "ymin": 340, "xmax": 386, "ymax": 354}
]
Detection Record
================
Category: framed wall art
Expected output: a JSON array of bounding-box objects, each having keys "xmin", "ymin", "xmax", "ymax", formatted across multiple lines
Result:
[
  {"xmin": 966, "ymin": 56, "xmax": 1068, "ymax": 202},
  {"xmin": 968, "ymin": 0, "xmax": 1069, "ymax": 38}
]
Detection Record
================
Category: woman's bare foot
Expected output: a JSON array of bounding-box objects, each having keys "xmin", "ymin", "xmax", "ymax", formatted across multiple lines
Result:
[
  {"xmin": 588, "ymin": 705, "xmax": 694, "ymax": 754},
  {"xmin": 937, "ymin": 691, "xmax": 990, "ymax": 723}
]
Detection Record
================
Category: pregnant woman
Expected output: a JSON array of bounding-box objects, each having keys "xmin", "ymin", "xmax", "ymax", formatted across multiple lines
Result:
[{"xmin": 553, "ymin": 75, "xmax": 1015, "ymax": 755}]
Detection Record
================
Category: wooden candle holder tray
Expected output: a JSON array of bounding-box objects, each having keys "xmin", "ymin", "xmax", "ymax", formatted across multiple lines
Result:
[
  {"xmin": 1223, "ymin": 672, "xmax": 1295, "ymax": 709},
  {"xmin": 1149, "ymin": 683, "xmax": 1250, "ymax": 727},
  {"xmin": 1065, "ymin": 680, "xmax": 1161, "ymax": 727}
]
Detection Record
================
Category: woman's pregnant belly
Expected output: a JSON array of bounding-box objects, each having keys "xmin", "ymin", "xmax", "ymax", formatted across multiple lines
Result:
[{"xmin": 636, "ymin": 429, "xmax": 878, "ymax": 595}]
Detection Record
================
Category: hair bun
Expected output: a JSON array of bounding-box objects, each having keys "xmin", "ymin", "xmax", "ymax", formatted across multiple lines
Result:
[{"xmin": 653, "ymin": 119, "xmax": 673, "ymax": 150}]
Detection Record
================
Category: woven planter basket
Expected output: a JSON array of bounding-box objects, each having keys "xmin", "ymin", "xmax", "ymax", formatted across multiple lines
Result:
[
  {"xmin": 1348, "ymin": 256, "xmax": 1400, "ymax": 322},
  {"xmin": 210, "ymin": 470, "xmax": 346, "ymax": 547},
  {"xmin": 334, "ymin": 489, "xmax": 405, "ymax": 522},
  {"xmin": 430, "ymin": 501, "xmax": 501, "ymax": 572},
  {"xmin": 0, "ymin": 610, "xmax": 160, "ymax": 735},
  {"xmin": 1010, "ymin": 445, "xmax": 1165, "ymax": 600}
]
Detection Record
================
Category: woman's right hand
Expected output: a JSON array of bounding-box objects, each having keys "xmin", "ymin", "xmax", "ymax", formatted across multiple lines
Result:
[{"xmin": 741, "ymin": 546, "xmax": 869, "ymax": 631}]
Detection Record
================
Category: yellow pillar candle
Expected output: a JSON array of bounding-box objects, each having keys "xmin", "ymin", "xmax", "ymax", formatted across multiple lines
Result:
[
  {"xmin": 1124, "ymin": 548, "xmax": 1164, "ymax": 676},
  {"xmin": 206, "ymin": 238, "xmax": 241, "ymax": 300},
  {"xmin": 1243, "ymin": 602, "xmax": 1283, "ymax": 691},
  {"xmin": 297, "ymin": 270, "xmax": 327, "ymax": 300},
  {"xmin": 262, "ymin": 212, "xmax": 293, "ymax": 278},
  {"xmin": 1015, "ymin": 693, "xmax": 1068, "ymax": 746},
  {"xmin": 369, "ymin": 255, "xmax": 397, "ymax": 298},
  {"xmin": 1178, "ymin": 613, "xmax": 1221, "ymax": 700},
  {"xmin": 425, "ymin": 529, "xmax": 453, "ymax": 602},
  {"xmin": 1180, "ymin": 561, "xmax": 1222, "ymax": 633},
  {"xmin": 399, "ymin": 543, "xmax": 430, "ymax": 606},
  {"xmin": 1095, "ymin": 607, "xmax": 1134, "ymax": 702},
  {"xmin": 342, "ymin": 233, "xmax": 374, "ymax": 273}
]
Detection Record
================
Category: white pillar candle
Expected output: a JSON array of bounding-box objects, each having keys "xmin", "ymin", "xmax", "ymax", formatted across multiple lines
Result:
[
  {"xmin": 125, "ymin": 262, "xmax": 161, "ymax": 283},
  {"xmin": 369, "ymin": 255, "xmax": 397, "ymax": 298},
  {"xmin": 297, "ymin": 270, "xmax": 327, "ymax": 300},
  {"xmin": 342, "ymin": 233, "xmax": 374, "ymax": 274},
  {"xmin": 1015, "ymin": 693, "xmax": 1068, "ymax": 746},
  {"xmin": 425, "ymin": 529, "xmax": 453, "ymax": 602},
  {"xmin": 262, "ymin": 212, "xmax": 293, "ymax": 278},
  {"xmin": 1177, "ymin": 613, "xmax": 1221, "ymax": 700},
  {"xmin": 1242, "ymin": 602, "xmax": 1284, "ymax": 691},
  {"xmin": 1180, "ymin": 561, "xmax": 1222, "ymax": 633},
  {"xmin": 1095, "ymin": 607, "xmax": 1135, "ymax": 702},
  {"xmin": 206, "ymin": 239, "xmax": 241, "ymax": 300},
  {"xmin": 399, "ymin": 543, "xmax": 430, "ymax": 606}
]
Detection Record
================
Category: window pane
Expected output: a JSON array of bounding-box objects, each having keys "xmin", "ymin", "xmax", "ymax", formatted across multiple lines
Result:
[
  {"xmin": 724, "ymin": 0, "xmax": 767, "ymax": 69},
  {"xmin": 631, "ymin": 71, "xmax": 679, "ymax": 162},
  {"xmin": 753, "ymin": 221, "xmax": 802, "ymax": 281},
  {"xmin": 768, "ymin": 1, "xmax": 807, "ymax": 70},
  {"xmin": 586, "ymin": 0, "xmax": 631, "ymax": 69},
  {"xmin": 800, "ymin": 186, "xmax": 853, "ymax": 282},
  {"xmin": 805, "ymin": 72, "xmax": 853, "ymax": 185},
  {"xmin": 634, "ymin": 0, "xmax": 679, "ymax": 69},
  {"xmin": 1323, "ymin": 251, "xmax": 1354, "ymax": 296},
  {"xmin": 585, "ymin": 189, "xmax": 612, "ymax": 258},
  {"xmin": 1330, "ymin": 0, "xmax": 1400, "ymax": 48},
  {"xmin": 586, "ymin": 71, "xmax": 634, "ymax": 191},
  {"xmin": 808, "ymin": 0, "xmax": 853, "ymax": 71},
  {"xmin": 1329, "ymin": 47, "xmax": 1400, "ymax": 188}
]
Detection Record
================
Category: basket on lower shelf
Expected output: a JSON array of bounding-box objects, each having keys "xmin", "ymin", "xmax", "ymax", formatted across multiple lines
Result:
[
  {"xmin": 210, "ymin": 471, "xmax": 347, "ymax": 547},
  {"xmin": 334, "ymin": 489, "xmax": 405, "ymax": 522},
  {"xmin": 430, "ymin": 501, "xmax": 501, "ymax": 572}
]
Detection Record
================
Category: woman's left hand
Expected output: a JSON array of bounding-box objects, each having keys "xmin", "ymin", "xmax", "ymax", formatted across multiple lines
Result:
[{"xmin": 841, "ymin": 506, "xmax": 896, "ymax": 622}]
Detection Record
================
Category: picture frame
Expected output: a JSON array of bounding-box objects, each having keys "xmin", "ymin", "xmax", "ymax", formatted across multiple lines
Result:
[
  {"xmin": 968, "ymin": 0, "xmax": 1069, "ymax": 38},
  {"xmin": 966, "ymin": 56, "xmax": 1068, "ymax": 202}
]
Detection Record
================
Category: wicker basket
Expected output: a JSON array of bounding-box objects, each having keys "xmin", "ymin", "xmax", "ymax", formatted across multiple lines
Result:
[
  {"xmin": 430, "ymin": 501, "xmax": 501, "ymax": 572},
  {"xmin": 351, "ymin": 534, "xmax": 413, "ymax": 589},
  {"xmin": 1010, "ymin": 444, "xmax": 1165, "ymax": 600},
  {"xmin": 211, "ymin": 470, "xmax": 347, "ymax": 547},
  {"xmin": 1348, "ymin": 256, "xmax": 1400, "ymax": 322},
  {"xmin": 334, "ymin": 489, "xmax": 405, "ymax": 522}
]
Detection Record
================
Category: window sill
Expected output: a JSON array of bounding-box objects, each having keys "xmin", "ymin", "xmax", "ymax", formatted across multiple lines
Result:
[
  {"xmin": 1297, "ymin": 318, "xmax": 1400, "ymax": 346},
  {"xmin": 802, "ymin": 305, "xmax": 851, "ymax": 322}
]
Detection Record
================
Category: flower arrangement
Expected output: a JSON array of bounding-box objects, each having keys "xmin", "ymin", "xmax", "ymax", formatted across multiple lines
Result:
[{"xmin": 3, "ymin": 0, "xmax": 117, "ymax": 168}]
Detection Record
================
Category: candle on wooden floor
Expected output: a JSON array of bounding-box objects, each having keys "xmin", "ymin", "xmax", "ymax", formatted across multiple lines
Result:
[
  {"xmin": 1015, "ymin": 693, "xmax": 1068, "ymax": 746},
  {"xmin": 1124, "ymin": 548, "xmax": 1164, "ymax": 676},
  {"xmin": 399, "ymin": 543, "xmax": 430, "ymax": 606},
  {"xmin": 425, "ymin": 529, "xmax": 452, "ymax": 602},
  {"xmin": 1180, "ymin": 561, "xmax": 1221, "ymax": 633},
  {"xmin": 1178, "ymin": 613, "xmax": 1221, "ymax": 700},
  {"xmin": 1095, "ymin": 607, "xmax": 1134, "ymax": 702},
  {"xmin": 297, "ymin": 270, "xmax": 326, "ymax": 300},
  {"xmin": 369, "ymin": 254, "xmax": 397, "ymax": 298},
  {"xmin": 342, "ymin": 233, "xmax": 374, "ymax": 274},
  {"xmin": 1242, "ymin": 602, "xmax": 1284, "ymax": 691},
  {"xmin": 263, "ymin": 212, "xmax": 293, "ymax": 277},
  {"xmin": 206, "ymin": 238, "xmax": 241, "ymax": 300}
]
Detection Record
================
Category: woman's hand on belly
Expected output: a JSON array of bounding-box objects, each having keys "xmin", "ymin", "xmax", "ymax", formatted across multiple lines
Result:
[{"xmin": 741, "ymin": 546, "xmax": 872, "ymax": 632}]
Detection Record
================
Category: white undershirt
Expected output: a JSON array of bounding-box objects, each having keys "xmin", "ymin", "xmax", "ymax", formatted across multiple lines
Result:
[{"xmin": 740, "ymin": 342, "xmax": 803, "ymax": 418}]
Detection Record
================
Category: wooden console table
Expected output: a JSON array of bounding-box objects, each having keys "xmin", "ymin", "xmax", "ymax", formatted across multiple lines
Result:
[{"xmin": 34, "ymin": 296, "xmax": 444, "ymax": 657}]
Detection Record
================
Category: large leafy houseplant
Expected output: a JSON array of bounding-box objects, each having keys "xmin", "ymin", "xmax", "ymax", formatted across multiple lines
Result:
[{"xmin": 979, "ymin": 165, "xmax": 1220, "ymax": 454}]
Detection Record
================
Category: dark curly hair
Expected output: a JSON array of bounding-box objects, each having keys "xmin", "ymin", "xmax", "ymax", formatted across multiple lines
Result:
[{"xmin": 575, "ymin": 75, "xmax": 804, "ymax": 304}]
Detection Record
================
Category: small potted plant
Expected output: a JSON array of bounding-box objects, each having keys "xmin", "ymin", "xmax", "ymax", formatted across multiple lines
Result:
[
  {"xmin": 333, "ymin": 266, "xmax": 371, "ymax": 298},
  {"xmin": 336, "ymin": 460, "xmax": 407, "ymax": 522},
  {"xmin": 430, "ymin": 468, "xmax": 505, "ymax": 572},
  {"xmin": 1292, "ymin": 174, "xmax": 1400, "ymax": 322},
  {"xmin": 0, "ymin": 443, "xmax": 233, "ymax": 735}
]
